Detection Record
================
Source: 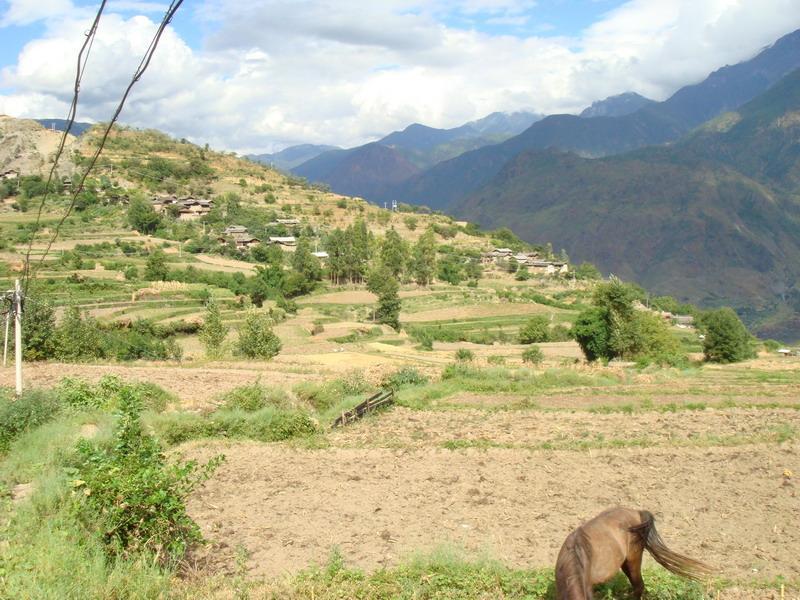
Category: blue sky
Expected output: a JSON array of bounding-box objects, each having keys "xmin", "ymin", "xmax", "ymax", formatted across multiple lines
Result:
[{"xmin": 2, "ymin": 0, "xmax": 800, "ymax": 152}]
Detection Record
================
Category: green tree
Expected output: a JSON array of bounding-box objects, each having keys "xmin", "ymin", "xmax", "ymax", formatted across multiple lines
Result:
[
  {"xmin": 701, "ymin": 308, "xmax": 755, "ymax": 363},
  {"xmin": 13, "ymin": 296, "xmax": 57, "ymax": 361},
  {"xmin": 236, "ymin": 310, "xmax": 281, "ymax": 359},
  {"xmin": 380, "ymin": 228, "xmax": 409, "ymax": 279},
  {"xmin": 518, "ymin": 315, "xmax": 550, "ymax": 344},
  {"xmin": 56, "ymin": 306, "xmax": 105, "ymax": 361},
  {"xmin": 574, "ymin": 262, "xmax": 601, "ymax": 280},
  {"xmin": 127, "ymin": 197, "xmax": 161, "ymax": 234},
  {"xmin": 437, "ymin": 254, "xmax": 464, "ymax": 286},
  {"xmin": 291, "ymin": 237, "xmax": 322, "ymax": 282},
  {"xmin": 199, "ymin": 298, "xmax": 228, "ymax": 359},
  {"xmin": 367, "ymin": 266, "xmax": 401, "ymax": 331},
  {"xmin": 573, "ymin": 307, "xmax": 610, "ymax": 362},
  {"xmin": 144, "ymin": 248, "xmax": 168, "ymax": 281},
  {"xmin": 412, "ymin": 227, "xmax": 437, "ymax": 286}
]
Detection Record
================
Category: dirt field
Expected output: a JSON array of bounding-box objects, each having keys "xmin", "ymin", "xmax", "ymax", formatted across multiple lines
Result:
[
  {"xmin": 185, "ymin": 440, "xmax": 799, "ymax": 582},
  {"xmin": 402, "ymin": 301, "xmax": 566, "ymax": 322},
  {"xmin": 0, "ymin": 363, "xmax": 329, "ymax": 410}
]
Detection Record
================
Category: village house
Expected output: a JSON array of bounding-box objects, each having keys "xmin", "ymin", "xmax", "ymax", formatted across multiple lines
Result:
[
  {"xmin": 218, "ymin": 231, "xmax": 260, "ymax": 250},
  {"xmin": 223, "ymin": 225, "xmax": 248, "ymax": 235},
  {"xmin": 0, "ymin": 169, "xmax": 19, "ymax": 181},
  {"xmin": 268, "ymin": 236, "xmax": 297, "ymax": 247},
  {"xmin": 152, "ymin": 195, "xmax": 213, "ymax": 218},
  {"xmin": 312, "ymin": 251, "xmax": 329, "ymax": 262}
]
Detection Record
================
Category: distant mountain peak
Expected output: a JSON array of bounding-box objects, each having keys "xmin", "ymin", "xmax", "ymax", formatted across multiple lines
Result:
[{"xmin": 579, "ymin": 92, "xmax": 656, "ymax": 119}]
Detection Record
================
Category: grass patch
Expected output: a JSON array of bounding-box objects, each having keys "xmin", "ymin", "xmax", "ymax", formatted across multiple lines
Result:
[
  {"xmin": 240, "ymin": 548, "xmax": 707, "ymax": 599},
  {"xmin": 150, "ymin": 407, "xmax": 318, "ymax": 445}
]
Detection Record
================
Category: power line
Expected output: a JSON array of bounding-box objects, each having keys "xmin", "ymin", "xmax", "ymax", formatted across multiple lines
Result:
[
  {"xmin": 21, "ymin": 1, "xmax": 108, "ymax": 294},
  {"xmin": 24, "ymin": 0, "xmax": 185, "ymax": 293}
]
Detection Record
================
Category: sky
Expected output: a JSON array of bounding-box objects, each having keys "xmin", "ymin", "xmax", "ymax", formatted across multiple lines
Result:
[{"xmin": 2, "ymin": 0, "xmax": 800, "ymax": 154}]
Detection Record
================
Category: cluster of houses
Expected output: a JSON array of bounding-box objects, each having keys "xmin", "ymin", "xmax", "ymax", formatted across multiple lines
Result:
[
  {"xmin": 216, "ymin": 224, "xmax": 322, "ymax": 253},
  {"xmin": 481, "ymin": 248, "xmax": 569, "ymax": 275},
  {"xmin": 151, "ymin": 195, "xmax": 214, "ymax": 221}
]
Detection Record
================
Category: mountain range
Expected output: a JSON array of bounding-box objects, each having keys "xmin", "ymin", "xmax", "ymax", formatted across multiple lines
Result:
[
  {"xmin": 454, "ymin": 67, "xmax": 800, "ymax": 340},
  {"xmin": 292, "ymin": 110, "xmax": 542, "ymax": 189}
]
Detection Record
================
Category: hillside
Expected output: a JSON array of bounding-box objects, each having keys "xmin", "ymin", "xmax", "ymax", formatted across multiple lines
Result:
[
  {"xmin": 380, "ymin": 28, "xmax": 800, "ymax": 210},
  {"xmin": 454, "ymin": 69, "xmax": 800, "ymax": 341},
  {"xmin": 0, "ymin": 115, "xmax": 77, "ymax": 175}
]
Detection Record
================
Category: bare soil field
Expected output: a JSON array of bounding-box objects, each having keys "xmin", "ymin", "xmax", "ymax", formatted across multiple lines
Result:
[
  {"xmin": 185, "ymin": 441, "xmax": 799, "ymax": 583},
  {"xmin": 326, "ymin": 406, "xmax": 800, "ymax": 449},
  {"xmin": 0, "ymin": 363, "xmax": 328, "ymax": 410}
]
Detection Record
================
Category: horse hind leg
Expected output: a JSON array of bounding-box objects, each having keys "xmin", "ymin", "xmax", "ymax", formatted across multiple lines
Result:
[{"xmin": 621, "ymin": 554, "xmax": 645, "ymax": 600}]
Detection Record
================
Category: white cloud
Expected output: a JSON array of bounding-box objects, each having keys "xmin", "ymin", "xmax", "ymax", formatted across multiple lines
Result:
[{"xmin": 1, "ymin": 0, "xmax": 800, "ymax": 154}]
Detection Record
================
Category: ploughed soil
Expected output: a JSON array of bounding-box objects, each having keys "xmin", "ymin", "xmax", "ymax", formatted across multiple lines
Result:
[{"xmin": 184, "ymin": 431, "xmax": 799, "ymax": 588}]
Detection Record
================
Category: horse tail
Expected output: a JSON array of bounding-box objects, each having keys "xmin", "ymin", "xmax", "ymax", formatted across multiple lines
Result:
[{"xmin": 630, "ymin": 510, "xmax": 714, "ymax": 581}]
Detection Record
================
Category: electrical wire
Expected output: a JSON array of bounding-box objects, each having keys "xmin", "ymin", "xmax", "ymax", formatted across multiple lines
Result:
[
  {"xmin": 25, "ymin": 0, "xmax": 185, "ymax": 294},
  {"xmin": 21, "ymin": 1, "xmax": 108, "ymax": 294}
]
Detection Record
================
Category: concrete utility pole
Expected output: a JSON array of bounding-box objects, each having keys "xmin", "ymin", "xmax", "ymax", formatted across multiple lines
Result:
[{"xmin": 14, "ymin": 279, "xmax": 22, "ymax": 396}]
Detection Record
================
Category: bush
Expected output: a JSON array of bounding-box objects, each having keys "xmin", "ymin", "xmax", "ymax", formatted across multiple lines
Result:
[
  {"xmin": 72, "ymin": 388, "xmax": 223, "ymax": 563},
  {"xmin": 56, "ymin": 375, "xmax": 173, "ymax": 412},
  {"xmin": 521, "ymin": 346, "xmax": 544, "ymax": 364},
  {"xmin": 762, "ymin": 339, "xmax": 782, "ymax": 352},
  {"xmin": 236, "ymin": 310, "xmax": 281, "ymax": 359},
  {"xmin": 219, "ymin": 383, "xmax": 292, "ymax": 412},
  {"xmin": 381, "ymin": 367, "xmax": 429, "ymax": 389},
  {"xmin": 0, "ymin": 389, "xmax": 61, "ymax": 453},
  {"xmin": 487, "ymin": 355, "xmax": 506, "ymax": 365},
  {"xmin": 455, "ymin": 348, "xmax": 475, "ymax": 362},
  {"xmin": 701, "ymin": 308, "xmax": 756, "ymax": 364},
  {"xmin": 154, "ymin": 408, "xmax": 317, "ymax": 446},
  {"xmin": 518, "ymin": 316, "xmax": 550, "ymax": 344}
]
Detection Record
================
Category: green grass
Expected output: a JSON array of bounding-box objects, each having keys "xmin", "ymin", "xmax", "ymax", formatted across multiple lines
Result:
[{"xmin": 210, "ymin": 548, "xmax": 709, "ymax": 600}]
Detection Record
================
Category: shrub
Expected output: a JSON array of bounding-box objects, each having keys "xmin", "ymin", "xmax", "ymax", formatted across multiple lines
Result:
[
  {"xmin": 381, "ymin": 367, "xmax": 429, "ymax": 389},
  {"xmin": 455, "ymin": 348, "xmax": 475, "ymax": 362},
  {"xmin": 72, "ymin": 388, "xmax": 223, "ymax": 563},
  {"xmin": 236, "ymin": 310, "xmax": 281, "ymax": 359},
  {"xmin": 518, "ymin": 316, "xmax": 550, "ymax": 344},
  {"xmin": 701, "ymin": 308, "xmax": 756, "ymax": 364},
  {"xmin": 522, "ymin": 346, "xmax": 544, "ymax": 364},
  {"xmin": 56, "ymin": 375, "xmax": 174, "ymax": 412},
  {"xmin": 219, "ymin": 383, "xmax": 291, "ymax": 412},
  {"xmin": 154, "ymin": 408, "xmax": 317, "ymax": 446},
  {"xmin": 762, "ymin": 339, "xmax": 782, "ymax": 352},
  {"xmin": 0, "ymin": 389, "xmax": 61, "ymax": 453},
  {"xmin": 548, "ymin": 323, "xmax": 573, "ymax": 342},
  {"xmin": 487, "ymin": 355, "xmax": 506, "ymax": 365}
]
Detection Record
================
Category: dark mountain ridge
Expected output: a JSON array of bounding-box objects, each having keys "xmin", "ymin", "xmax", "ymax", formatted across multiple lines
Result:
[{"xmin": 453, "ymin": 68, "xmax": 800, "ymax": 341}]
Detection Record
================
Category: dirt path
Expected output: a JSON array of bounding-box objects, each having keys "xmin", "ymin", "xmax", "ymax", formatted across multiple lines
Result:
[{"xmin": 185, "ymin": 441, "xmax": 799, "ymax": 582}]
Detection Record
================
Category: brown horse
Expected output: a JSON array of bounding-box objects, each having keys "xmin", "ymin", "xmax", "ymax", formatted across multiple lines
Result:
[{"xmin": 555, "ymin": 507, "xmax": 713, "ymax": 599}]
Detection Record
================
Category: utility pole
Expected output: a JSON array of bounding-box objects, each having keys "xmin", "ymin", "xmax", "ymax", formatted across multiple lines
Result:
[
  {"xmin": 13, "ymin": 279, "xmax": 22, "ymax": 397},
  {"xmin": 2, "ymin": 307, "xmax": 8, "ymax": 368}
]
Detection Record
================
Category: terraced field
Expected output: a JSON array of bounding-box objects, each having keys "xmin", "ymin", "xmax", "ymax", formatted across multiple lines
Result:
[{"xmin": 181, "ymin": 359, "xmax": 800, "ymax": 597}]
